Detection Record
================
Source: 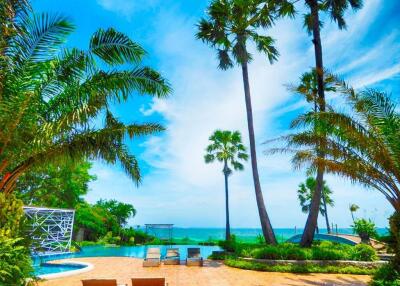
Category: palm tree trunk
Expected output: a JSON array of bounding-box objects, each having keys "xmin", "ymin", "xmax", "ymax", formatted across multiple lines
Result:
[
  {"xmin": 241, "ymin": 61, "xmax": 277, "ymax": 245},
  {"xmin": 300, "ymin": 0, "xmax": 326, "ymax": 247},
  {"xmin": 223, "ymin": 160, "xmax": 231, "ymax": 241},
  {"xmin": 321, "ymin": 192, "xmax": 331, "ymax": 233}
]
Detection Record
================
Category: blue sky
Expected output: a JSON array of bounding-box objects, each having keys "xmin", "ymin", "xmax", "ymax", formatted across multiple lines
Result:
[{"xmin": 33, "ymin": 0, "xmax": 400, "ymax": 228}]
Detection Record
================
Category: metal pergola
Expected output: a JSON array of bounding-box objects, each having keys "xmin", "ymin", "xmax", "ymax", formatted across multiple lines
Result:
[
  {"xmin": 23, "ymin": 206, "xmax": 75, "ymax": 254},
  {"xmin": 145, "ymin": 224, "xmax": 173, "ymax": 242}
]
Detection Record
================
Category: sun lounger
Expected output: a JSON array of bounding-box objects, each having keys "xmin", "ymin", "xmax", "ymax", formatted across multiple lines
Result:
[
  {"xmin": 143, "ymin": 247, "xmax": 161, "ymax": 267},
  {"xmin": 81, "ymin": 279, "xmax": 127, "ymax": 286},
  {"xmin": 186, "ymin": 247, "xmax": 203, "ymax": 266},
  {"xmin": 164, "ymin": 248, "xmax": 180, "ymax": 265},
  {"xmin": 131, "ymin": 278, "xmax": 166, "ymax": 286}
]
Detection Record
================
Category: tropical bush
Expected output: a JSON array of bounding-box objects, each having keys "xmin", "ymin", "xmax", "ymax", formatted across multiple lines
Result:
[
  {"xmin": 350, "ymin": 244, "xmax": 378, "ymax": 261},
  {"xmin": 352, "ymin": 219, "xmax": 378, "ymax": 242},
  {"xmin": 231, "ymin": 241, "xmax": 377, "ymax": 262},
  {"xmin": 0, "ymin": 193, "xmax": 34, "ymax": 284},
  {"xmin": 0, "ymin": 236, "xmax": 34, "ymax": 286},
  {"xmin": 370, "ymin": 264, "xmax": 400, "ymax": 286},
  {"xmin": 250, "ymin": 243, "xmax": 312, "ymax": 260}
]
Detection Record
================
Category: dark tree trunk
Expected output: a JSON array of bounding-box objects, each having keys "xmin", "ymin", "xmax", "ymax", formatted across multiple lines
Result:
[
  {"xmin": 241, "ymin": 62, "xmax": 277, "ymax": 245},
  {"xmin": 223, "ymin": 160, "xmax": 231, "ymax": 241},
  {"xmin": 321, "ymin": 192, "xmax": 331, "ymax": 233},
  {"xmin": 300, "ymin": 0, "xmax": 326, "ymax": 247}
]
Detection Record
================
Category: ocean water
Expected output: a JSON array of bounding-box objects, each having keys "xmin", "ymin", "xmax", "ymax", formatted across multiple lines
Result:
[{"xmin": 146, "ymin": 227, "xmax": 389, "ymax": 242}]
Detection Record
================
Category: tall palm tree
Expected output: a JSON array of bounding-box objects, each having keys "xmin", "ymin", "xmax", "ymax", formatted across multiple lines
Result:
[
  {"xmin": 0, "ymin": 5, "xmax": 171, "ymax": 194},
  {"xmin": 285, "ymin": 68, "xmax": 339, "ymax": 234},
  {"xmin": 297, "ymin": 177, "xmax": 334, "ymax": 233},
  {"xmin": 280, "ymin": 88, "xmax": 400, "ymax": 268},
  {"xmin": 204, "ymin": 130, "xmax": 248, "ymax": 241},
  {"xmin": 297, "ymin": 0, "xmax": 363, "ymax": 247},
  {"xmin": 196, "ymin": 0, "xmax": 293, "ymax": 245}
]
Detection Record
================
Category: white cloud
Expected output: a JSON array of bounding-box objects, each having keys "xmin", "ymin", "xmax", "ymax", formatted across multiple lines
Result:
[{"xmin": 88, "ymin": 0, "xmax": 398, "ymax": 228}]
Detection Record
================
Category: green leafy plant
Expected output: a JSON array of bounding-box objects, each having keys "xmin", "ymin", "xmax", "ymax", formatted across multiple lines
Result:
[
  {"xmin": 350, "ymin": 244, "xmax": 378, "ymax": 261},
  {"xmin": 225, "ymin": 258, "xmax": 375, "ymax": 275},
  {"xmin": 247, "ymin": 241, "xmax": 377, "ymax": 262},
  {"xmin": 0, "ymin": 236, "xmax": 34, "ymax": 286},
  {"xmin": 352, "ymin": 219, "xmax": 378, "ymax": 243},
  {"xmin": 370, "ymin": 264, "xmax": 400, "ymax": 286}
]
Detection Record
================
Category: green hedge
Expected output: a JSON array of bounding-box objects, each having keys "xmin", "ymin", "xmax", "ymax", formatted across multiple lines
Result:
[
  {"xmin": 248, "ymin": 242, "xmax": 377, "ymax": 262},
  {"xmin": 370, "ymin": 264, "xmax": 400, "ymax": 286},
  {"xmin": 225, "ymin": 258, "xmax": 375, "ymax": 275}
]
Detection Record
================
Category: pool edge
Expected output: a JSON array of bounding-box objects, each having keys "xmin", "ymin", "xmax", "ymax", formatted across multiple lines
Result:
[{"xmin": 38, "ymin": 261, "xmax": 94, "ymax": 280}]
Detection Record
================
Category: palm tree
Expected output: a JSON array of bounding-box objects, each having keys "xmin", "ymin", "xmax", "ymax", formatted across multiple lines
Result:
[
  {"xmin": 297, "ymin": 0, "xmax": 364, "ymax": 247},
  {"xmin": 204, "ymin": 130, "xmax": 248, "ymax": 241},
  {"xmin": 297, "ymin": 177, "xmax": 334, "ymax": 233},
  {"xmin": 0, "ymin": 4, "xmax": 171, "ymax": 194},
  {"xmin": 265, "ymin": 69, "xmax": 340, "ymax": 233},
  {"xmin": 196, "ymin": 0, "xmax": 293, "ymax": 245},
  {"xmin": 280, "ymin": 88, "xmax": 400, "ymax": 268},
  {"xmin": 349, "ymin": 204, "xmax": 359, "ymax": 222}
]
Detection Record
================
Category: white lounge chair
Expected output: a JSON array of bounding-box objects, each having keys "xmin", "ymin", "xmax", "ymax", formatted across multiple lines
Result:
[{"xmin": 143, "ymin": 247, "xmax": 161, "ymax": 267}]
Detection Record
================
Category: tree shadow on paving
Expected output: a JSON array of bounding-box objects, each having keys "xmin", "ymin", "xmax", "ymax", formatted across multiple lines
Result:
[
  {"xmin": 285, "ymin": 276, "xmax": 369, "ymax": 286},
  {"xmin": 203, "ymin": 260, "xmax": 224, "ymax": 268}
]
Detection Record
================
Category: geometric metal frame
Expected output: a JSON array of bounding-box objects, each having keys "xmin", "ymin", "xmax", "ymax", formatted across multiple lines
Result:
[{"xmin": 23, "ymin": 206, "xmax": 75, "ymax": 254}]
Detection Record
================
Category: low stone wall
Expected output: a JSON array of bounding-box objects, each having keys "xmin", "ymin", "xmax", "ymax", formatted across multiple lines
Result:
[{"xmin": 240, "ymin": 257, "xmax": 387, "ymax": 269}]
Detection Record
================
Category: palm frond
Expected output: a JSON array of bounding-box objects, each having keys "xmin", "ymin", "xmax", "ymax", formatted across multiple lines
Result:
[{"xmin": 90, "ymin": 28, "xmax": 146, "ymax": 65}]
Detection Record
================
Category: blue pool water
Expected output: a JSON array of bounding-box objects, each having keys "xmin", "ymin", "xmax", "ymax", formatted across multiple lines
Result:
[
  {"xmin": 33, "ymin": 245, "xmax": 221, "ymax": 276},
  {"xmin": 34, "ymin": 263, "xmax": 86, "ymax": 276}
]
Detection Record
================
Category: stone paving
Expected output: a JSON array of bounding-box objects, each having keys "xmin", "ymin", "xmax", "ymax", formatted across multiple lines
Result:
[{"xmin": 38, "ymin": 257, "xmax": 371, "ymax": 286}]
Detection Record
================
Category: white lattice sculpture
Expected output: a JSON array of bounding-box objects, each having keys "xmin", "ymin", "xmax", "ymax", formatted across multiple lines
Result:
[{"xmin": 23, "ymin": 206, "xmax": 75, "ymax": 254}]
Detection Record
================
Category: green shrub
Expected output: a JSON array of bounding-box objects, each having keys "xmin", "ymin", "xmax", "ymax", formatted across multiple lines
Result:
[
  {"xmin": 250, "ymin": 243, "xmax": 311, "ymax": 260},
  {"xmin": 0, "ymin": 236, "xmax": 34, "ymax": 286},
  {"xmin": 350, "ymin": 244, "xmax": 378, "ymax": 261},
  {"xmin": 370, "ymin": 264, "xmax": 400, "ymax": 286},
  {"xmin": 218, "ymin": 235, "xmax": 237, "ymax": 252},
  {"xmin": 352, "ymin": 218, "xmax": 378, "ymax": 240},
  {"xmin": 78, "ymin": 240, "xmax": 104, "ymax": 246},
  {"xmin": 225, "ymin": 258, "xmax": 375, "ymax": 275},
  {"xmin": 311, "ymin": 245, "xmax": 349, "ymax": 260},
  {"xmin": 244, "ymin": 241, "xmax": 377, "ymax": 262},
  {"xmin": 208, "ymin": 251, "xmax": 227, "ymax": 260},
  {"xmin": 0, "ymin": 194, "xmax": 35, "ymax": 285}
]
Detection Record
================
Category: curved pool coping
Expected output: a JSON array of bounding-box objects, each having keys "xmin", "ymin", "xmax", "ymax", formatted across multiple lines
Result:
[{"xmin": 38, "ymin": 260, "xmax": 94, "ymax": 280}]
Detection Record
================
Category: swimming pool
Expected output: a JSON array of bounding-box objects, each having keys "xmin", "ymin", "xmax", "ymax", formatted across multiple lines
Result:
[
  {"xmin": 33, "ymin": 245, "xmax": 221, "ymax": 276},
  {"xmin": 34, "ymin": 262, "xmax": 87, "ymax": 276}
]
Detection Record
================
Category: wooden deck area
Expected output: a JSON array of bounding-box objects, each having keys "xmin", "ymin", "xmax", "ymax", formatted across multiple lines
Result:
[{"xmin": 38, "ymin": 257, "xmax": 371, "ymax": 286}]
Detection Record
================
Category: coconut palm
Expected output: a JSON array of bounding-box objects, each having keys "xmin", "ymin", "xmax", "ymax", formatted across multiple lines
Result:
[
  {"xmin": 265, "ymin": 69, "xmax": 340, "ymax": 233},
  {"xmin": 281, "ymin": 88, "xmax": 400, "ymax": 267},
  {"xmin": 204, "ymin": 130, "xmax": 248, "ymax": 240},
  {"xmin": 297, "ymin": 177, "xmax": 334, "ymax": 233},
  {"xmin": 0, "ymin": 4, "xmax": 170, "ymax": 194},
  {"xmin": 297, "ymin": 0, "xmax": 364, "ymax": 247},
  {"xmin": 349, "ymin": 203, "xmax": 359, "ymax": 222},
  {"xmin": 196, "ymin": 0, "xmax": 293, "ymax": 245}
]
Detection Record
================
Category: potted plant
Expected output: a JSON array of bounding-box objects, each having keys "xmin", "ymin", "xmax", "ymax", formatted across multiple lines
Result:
[{"xmin": 352, "ymin": 219, "xmax": 378, "ymax": 244}]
